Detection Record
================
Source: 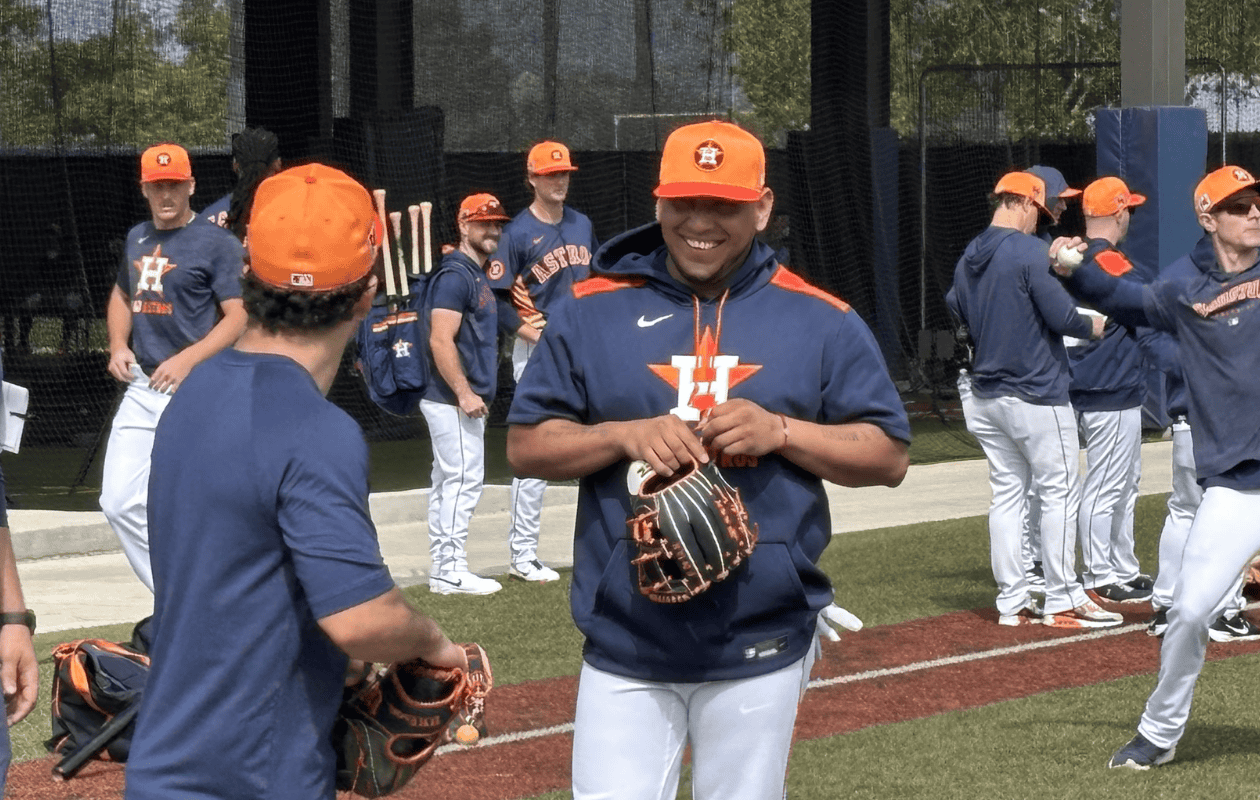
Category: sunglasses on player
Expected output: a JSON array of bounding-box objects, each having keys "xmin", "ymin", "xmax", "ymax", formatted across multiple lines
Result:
[{"xmin": 1217, "ymin": 197, "xmax": 1260, "ymax": 216}]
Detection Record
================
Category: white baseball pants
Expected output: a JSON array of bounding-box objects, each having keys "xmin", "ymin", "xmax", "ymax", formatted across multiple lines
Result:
[
  {"xmin": 1077, "ymin": 408, "xmax": 1143, "ymax": 589},
  {"xmin": 99, "ymin": 365, "xmax": 172, "ymax": 593},
  {"xmin": 571, "ymin": 650, "xmax": 814, "ymax": 800},
  {"xmin": 1150, "ymin": 423, "xmax": 1244, "ymax": 615},
  {"xmin": 420, "ymin": 399, "xmax": 485, "ymax": 575},
  {"xmin": 959, "ymin": 374, "xmax": 1088, "ymax": 616},
  {"xmin": 1138, "ymin": 486, "xmax": 1260, "ymax": 748},
  {"xmin": 509, "ymin": 337, "xmax": 547, "ymax": 566}
]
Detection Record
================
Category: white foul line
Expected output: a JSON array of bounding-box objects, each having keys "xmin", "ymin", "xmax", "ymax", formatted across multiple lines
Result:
[
  {"xmin": 808, "ymin": 622, "xmax": 1147, "ymax": 690},
  {"xmin": 436, "ymin": 622, "xmax": 1149, "ymax": 756}
]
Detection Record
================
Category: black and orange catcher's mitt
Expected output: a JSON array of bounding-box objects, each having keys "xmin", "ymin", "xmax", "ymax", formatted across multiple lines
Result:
[
  {"xmin": 627, "ymin": 460, "xmax": 758, "ymax": 603},
  {"xmin": 333, "ymin": 643, "xmax": 492, "ymax": 798}
]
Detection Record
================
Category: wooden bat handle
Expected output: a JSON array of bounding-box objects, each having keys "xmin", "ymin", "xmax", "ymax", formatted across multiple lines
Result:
[
  {"xmin": 420, "ymin": 201, "xmax": 433, "ymax": 274},
  {"xmin": 408, "ymin": 205, "xmax": 421, "ymax": 277},
  {"xmin": 372, "ymin": 189, "xmax": 397, "ymax": 297},
  {"xmin": 388, "ymin": 211, "xmax": 409, "ymax": 296}
]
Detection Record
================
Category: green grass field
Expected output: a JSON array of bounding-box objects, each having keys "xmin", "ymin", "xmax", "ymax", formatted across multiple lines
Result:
[{"xmin": 18, "ymin": 492, "xmax": 1260, "ymax": 799}]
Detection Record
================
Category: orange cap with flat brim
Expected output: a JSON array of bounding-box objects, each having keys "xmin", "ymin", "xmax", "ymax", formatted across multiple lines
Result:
[
  {"xmin": 140, "ymin": 144, "xmax": 192, "ymax": 183},
  {"xmin": 993, "ymin": 172, "xmax": 1049, "ymax": 215},
  {"xmin": 1194, "ymin": 166, "xmax": 1258, "ymax": 214},
  {"xmin": 528, "ymin": 141, "xmax": 578, "ymax": 175},
  {"xmin": 1082, "ymin": 176, "xmax": 1146, "ymax": 217},
  {"xmin": 247, "ymin": 163, "xmax": 379, "ymax": 292},
  {"xmin": 654, "ymin": 120, "xmax": 766, "ymax": 202}
]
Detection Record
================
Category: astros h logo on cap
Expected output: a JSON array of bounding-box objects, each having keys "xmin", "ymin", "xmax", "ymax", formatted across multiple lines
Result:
[
  {"xmin": 528, "ymin": 141, "xmax": 577, "ymax": 175},
  {"xmin": 247, "ymin": 163, "xmax": 379, "ymax": 292},
  {"xmin": 1195, "ymin": 166, "xmax": 1258, "ymax": 213},
  {"xmin": 140, "ymin": 143, "xmax": 192, "ymax": 183},
  {"xmin": 655, "ymin": 120, "xmax": 765, "ymax": 202}
]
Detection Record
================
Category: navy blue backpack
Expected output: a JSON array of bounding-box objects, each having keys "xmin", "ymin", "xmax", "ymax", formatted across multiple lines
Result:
[{"xmin": 355, "ymin": 274, "xmax": 433, "ymax": 417}]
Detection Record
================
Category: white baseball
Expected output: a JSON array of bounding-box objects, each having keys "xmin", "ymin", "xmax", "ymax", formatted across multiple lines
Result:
[{"xmin": 1056, "ymin": 246, "xmax": 1084, "ymax": 268}]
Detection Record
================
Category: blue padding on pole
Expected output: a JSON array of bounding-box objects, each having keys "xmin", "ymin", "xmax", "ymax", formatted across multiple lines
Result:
[
  {"xmin": 1095, "ymin": 107, "xmax": 1206, "ymax": 275},
  {"xmin": 1095, "ymin": 106, "xmax": 1207, "ymax": 430}
]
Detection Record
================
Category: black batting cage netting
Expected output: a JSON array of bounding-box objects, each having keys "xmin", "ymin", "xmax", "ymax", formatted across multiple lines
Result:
[{"xmin": 0, "ymin": 0, "xmax": 1258, "ymax": 506}]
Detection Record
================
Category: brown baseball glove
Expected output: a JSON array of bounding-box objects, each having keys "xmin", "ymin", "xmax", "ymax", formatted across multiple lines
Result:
[
  {"xmin": 333, "ymin": 643, "xmax": 492, "ymax": 797},
  {"xmin": 627, "ymin": 460, "xmax": 758, "ymax": 603}
]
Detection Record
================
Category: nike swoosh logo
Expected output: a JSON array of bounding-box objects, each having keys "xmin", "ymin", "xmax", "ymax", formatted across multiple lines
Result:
[
  {"xmin": 138, "ymin": 236, "xmax": 149, "ymax": 244},
  {"xmin": 533, "ymin": 235, "xmax": 545, "ymax": 245},
  {"xmin": 637, "ymin": 314, "xmax": 673, "ymax": 328},
  {"xmin": 434, "ymin": 576, "xmax": 463, "ymax": 587}
]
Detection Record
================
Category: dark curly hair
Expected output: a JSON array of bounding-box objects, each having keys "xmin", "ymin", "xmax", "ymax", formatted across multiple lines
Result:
[
  {"xmin": 241, "ymin": 271, "xmax": 372, "ymax": 333},
  {"xmin": 225, "ymin": 128, "xmax": 281, "ymax": 241}
]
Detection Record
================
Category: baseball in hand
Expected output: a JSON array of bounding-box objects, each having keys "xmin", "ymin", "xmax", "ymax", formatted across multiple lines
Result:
[
  {"xmin": 455, "ymin": 724, "xmax": 480, "ymax": 745},
  {"xmin": 1056, "ymin": 246, "xmax": 1084, "ymax": 269}
]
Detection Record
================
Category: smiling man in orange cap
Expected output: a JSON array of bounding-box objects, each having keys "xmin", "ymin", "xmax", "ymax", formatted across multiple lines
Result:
[
  {"xmin": 506, "ymin": 119, "xmax": 910, "ymax": 800},
  {"xmin": 124, "ymin": 163, "xmax": 467, "ymax": 800}
]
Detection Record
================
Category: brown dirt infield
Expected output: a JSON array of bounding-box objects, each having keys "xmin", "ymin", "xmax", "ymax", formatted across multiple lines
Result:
[{"xmin": 12, "ymin": 603, "xmax": 1259, "ymax": 799}]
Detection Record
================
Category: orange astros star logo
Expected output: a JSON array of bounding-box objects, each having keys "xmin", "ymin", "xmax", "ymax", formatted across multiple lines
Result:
[{"xmin": 648, "ymin": 324, "xmax": 760, "ymax": 421}]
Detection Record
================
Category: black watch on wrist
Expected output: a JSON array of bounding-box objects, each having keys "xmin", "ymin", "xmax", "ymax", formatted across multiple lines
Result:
[{"xmin": 0, "ymin": 610, "xmax": 35, "ymax": 634}]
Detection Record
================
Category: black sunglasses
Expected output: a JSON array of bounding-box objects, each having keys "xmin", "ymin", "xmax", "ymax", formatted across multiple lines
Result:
[{"xmin": 1218, "ymin": 198, "xmax": 1260, "ymax": 216}]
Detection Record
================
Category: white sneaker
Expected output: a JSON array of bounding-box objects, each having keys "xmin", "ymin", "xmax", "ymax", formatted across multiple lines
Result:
[
  {"xmin": 510, "ymin": 559, "xmax": 560, "ymax": 583},
  {"xmin": 428, "ymin": 570, "xmax": 502, "ymax": 595}
]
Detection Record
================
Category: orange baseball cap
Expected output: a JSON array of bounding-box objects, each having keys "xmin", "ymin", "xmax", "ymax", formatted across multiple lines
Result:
[
  {"xmin": 140, "ymin": 144, "xmax": 192, "ymax": 183},
  {"xmin": 1082, "ymin": 176, "xmax": 1146, "ymax": 217},
  {"xmin": 247, "ymin": 163, "xmax": 379, "ymax": 292},
  {"xmin": 1194, "ymin": 166, "xmax": 1258, "ymax": 213},
  {"xmin": 654, "ymin": 120, "xmax": 765, "ymax": 202},
  {"xmin": 528, "ymin": 141, "xmax": 577, "ymax": 175},
  {"xmin": 458, "ymin": 193, "xmax": 510, "ymax": 223},
  {"xmin": 992, "ymin": 171, "xmax": 1049, "ymax": 214}
]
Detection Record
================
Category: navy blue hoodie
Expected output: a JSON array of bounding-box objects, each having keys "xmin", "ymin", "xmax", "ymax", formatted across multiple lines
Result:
[
  {"xmin": 1067, "ymin": 234, "xmax": 1260, "ymax": 488},
  {"xmin": 947, "ymin": 226, "xmax": 1093, "ymax": 405},
  {"xmin": 1065, "ymin": 238, "xmax": 1147, "ymax": 412},
  {"xmin": 508, "ymin": 222, "xmax": 910, "ymax": 682}
]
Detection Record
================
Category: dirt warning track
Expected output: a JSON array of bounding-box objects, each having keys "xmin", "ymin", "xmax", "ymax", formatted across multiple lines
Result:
[{"xmin": 13, "ymin": 604, "xmax": 1259, "ymax": 800}]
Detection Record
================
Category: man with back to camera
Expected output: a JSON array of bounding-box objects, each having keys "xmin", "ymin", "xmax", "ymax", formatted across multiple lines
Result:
[
  {"xmin": 487, "ymin": 140, "xmax": 599, "ymax": 583},
  {"xmin": 422, "ymin": 194, "xmax": 511, "ymax": 595},
  {"xmin": 1050, "ymin": 166, "xmax": 1260, "ymax": 768},
  {"xmin": 124, "ymin": 162, "xmax": 468, "ymax": 799},
  {"xmin": 103, "ymin": 143, "xmax": 248, "ymax": 592},
  {"xmin": 946, "ymin": 170, "xmax": 1117, "ymax": 629},
  {"xmin": 1066, "ymin": 177, "xmax": 1153, "ymax": 605},
  {"xmin": 506, "ymin": 120, "xmax": 910, "ymax": 800}
]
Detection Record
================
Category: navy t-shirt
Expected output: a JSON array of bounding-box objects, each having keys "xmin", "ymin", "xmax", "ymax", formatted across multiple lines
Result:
[
  {"xmin": 116, "ymin": 215, "xmax": 243, "ymax": 372},
  {"xmin": 423, "ymin": 251, "xmax": 498, "ymax": 405},
  {"xmin": 125, "ymin": 349, "xmax": 395, "ymax": 800},
  {"xmin": 487, "ymin": 205, "xmax": 597, "ymax": 335}
]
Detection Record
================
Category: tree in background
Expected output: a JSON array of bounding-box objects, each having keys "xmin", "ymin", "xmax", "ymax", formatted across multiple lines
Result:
[
  {"xmin": 0, "ymin": 0, "xmax": 228, "ymax": 150},
  {"xmin": 724, "ymin": 0, "xmax": 810, "ymax": 144}
]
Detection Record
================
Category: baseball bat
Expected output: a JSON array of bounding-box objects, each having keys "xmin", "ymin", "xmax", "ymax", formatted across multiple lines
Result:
[
  {"xmin": 53, "ymin": 699, "xmax": 141, "ymax": 780},
  {"xmin": 388, "ymin": 210, "xmax": 409, "ymax": 296},
  {"xmin": 372, "ymin": 189, "xmax": 398, "ymax": 298},
  {"xmin": 419, "ymin": 201, "xmax": 433, "ymax": 274},
  {"xmin": 408, "ymin": 205, "xmax": 421, "ymax": 277}
]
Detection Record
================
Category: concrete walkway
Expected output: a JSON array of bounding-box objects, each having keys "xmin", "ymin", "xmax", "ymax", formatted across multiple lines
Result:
[{"xmin": 15, "ymin": 441, "xmax": 1174, "ymax": 634}]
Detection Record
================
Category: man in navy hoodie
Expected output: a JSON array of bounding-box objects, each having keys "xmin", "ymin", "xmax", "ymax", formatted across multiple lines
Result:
[
  {"xmin": 1066, "ymin": 177, "xmax": 1153, "ymax": 604},
  {"xmin": 1052, "ymin": 165, "xmax": 1260, "ymax": 769},
  {"xmin": 947, "ymin": 171, "xmax": 1116, "ymax": 630},
  {"xmin": 506, "ymin": 120, "xmax": 910, "ymax": 800}
]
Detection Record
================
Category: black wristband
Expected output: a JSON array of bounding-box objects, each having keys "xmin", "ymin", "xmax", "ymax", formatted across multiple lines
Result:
[{"xmin": 0, "ymin": 610, "xmax": 35, "ymax": 634}]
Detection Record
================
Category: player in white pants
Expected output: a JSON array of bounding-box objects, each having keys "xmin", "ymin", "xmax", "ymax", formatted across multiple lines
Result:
[
  {"xmin": 506, "ymin": 338, "xmax": 554, "ymax": 579},
  {"xmin": 103, "ymin": 144, "xmax": 247, "ymax": 592},
  {"xmin": 488, "ymin": 141, "xmax": 598, "ymax": 583},
  {"xmin": 1053, "ymin": 166, "xmax": 1260, "ymax": 768},
  {"xmin": 422, "ymin": 194, "xmax": 511, "ymax": 595},
  {"xmin": 948, "ymin": 171, "xmax": 1116, "ymax": 629}
]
